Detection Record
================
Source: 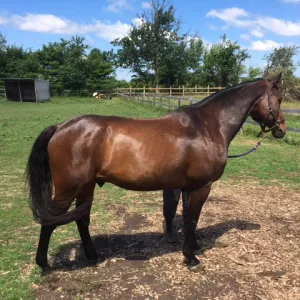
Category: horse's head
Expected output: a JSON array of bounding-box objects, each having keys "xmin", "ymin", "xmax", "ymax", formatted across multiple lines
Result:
[{"xmin": 250, "ymin": 73, "xmax": 286, "ymax": 139}]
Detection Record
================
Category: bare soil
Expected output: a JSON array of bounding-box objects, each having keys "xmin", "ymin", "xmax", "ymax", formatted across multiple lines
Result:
[{"xmin": 34, "ymin": 181, "xmax": 300, "ymax": 300}]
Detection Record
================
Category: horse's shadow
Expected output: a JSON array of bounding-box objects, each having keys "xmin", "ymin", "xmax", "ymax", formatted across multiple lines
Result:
[{"xmin": 50, "ymin": 218, "xmax": 260, "ymax": 272}]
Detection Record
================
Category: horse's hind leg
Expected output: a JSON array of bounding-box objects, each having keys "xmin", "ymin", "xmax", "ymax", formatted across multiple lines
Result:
[
  {"xmin": 35, "ymin": 188, "xmax": 77, "ymax": 271},
  {"xmin": 35, "ymin": 200, "xmax": 73, "ymax": 271},
  {"xmin": 76, "ymin": 183, "xmax": 105, "ymax": 264},
  {"xmin": 36, "ymin": 225, "xmax": 57, "ymax": 271},
  {"xmin": 163, "ymin": 189, "xmax": 181, "ymax": 243}
]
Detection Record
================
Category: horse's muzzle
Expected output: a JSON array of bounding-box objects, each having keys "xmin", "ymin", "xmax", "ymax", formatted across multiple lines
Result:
[{"xmin": 272, "ymin": 126, "xmax": 286, "ymax": 139}]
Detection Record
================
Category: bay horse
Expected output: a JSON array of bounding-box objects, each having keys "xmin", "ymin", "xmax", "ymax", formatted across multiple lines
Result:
[{"xmin": 26, "ymin": 75, "xmax": 286, "ymax": 271}]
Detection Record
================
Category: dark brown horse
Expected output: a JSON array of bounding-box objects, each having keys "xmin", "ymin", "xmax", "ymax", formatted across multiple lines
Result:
[{"xmin": 26, "ymin": 75, "xmax": 286, "ymax": 271}]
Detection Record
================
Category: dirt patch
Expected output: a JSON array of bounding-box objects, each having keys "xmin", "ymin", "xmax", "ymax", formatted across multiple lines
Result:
[
  {"xmin": 121, "ymin": 213, "xmax": 151, "ymax": 233},
  {"xmin": 35, "ymin": 182, "xmax": 300, "ymax": 300}
]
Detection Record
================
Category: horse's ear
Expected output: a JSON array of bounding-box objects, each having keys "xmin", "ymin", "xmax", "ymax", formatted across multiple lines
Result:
[{"xmin": 274, "ymin": 72, "xmax": 283, "ymax": 87}]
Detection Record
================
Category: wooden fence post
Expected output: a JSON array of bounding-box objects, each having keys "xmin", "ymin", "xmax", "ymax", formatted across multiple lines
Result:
[
  {"xmin": 143, "ymin": 86, "xmax": 145, "ymax": 100},
  {"xmin": 207, "ymin": 85, "xmax": 210, "ymax": 96},
  {"xmin": 182, "ymin": 85, "xmax": 185, "ymax": 96},
  {"xmin": 170, "ymin": 86, "xmax": 172, "ymax": 96}
]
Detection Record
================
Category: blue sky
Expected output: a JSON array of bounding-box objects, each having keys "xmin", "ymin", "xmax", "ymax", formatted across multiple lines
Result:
[{"xmin": 0, "ymin": 0, "xmax": 300, "ymax": 80}]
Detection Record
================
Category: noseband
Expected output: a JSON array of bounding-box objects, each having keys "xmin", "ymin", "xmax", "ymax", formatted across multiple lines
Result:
[{"xmin": 259, "ymin": 89, "xmax": 284, "ymax": 133}]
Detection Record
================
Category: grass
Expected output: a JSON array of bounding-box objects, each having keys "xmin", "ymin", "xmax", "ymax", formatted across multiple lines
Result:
[
  {"xmin": 0, "ymin": 97, "xmax": 299, "ymax": 299},
  {"xmin": 281, "ymin": 101, "xmax": 300, "ymax": 110}
]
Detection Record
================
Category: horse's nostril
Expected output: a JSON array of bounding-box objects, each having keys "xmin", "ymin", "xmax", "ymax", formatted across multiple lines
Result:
[{"xmin": 277, "ymin": 128, "xmax": 285, "ymax": 138}]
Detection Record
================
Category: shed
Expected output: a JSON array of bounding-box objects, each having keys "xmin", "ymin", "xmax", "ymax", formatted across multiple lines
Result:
[{"xmin": 3, "ymin": 79, "xmax": 50, "ymax": 102}]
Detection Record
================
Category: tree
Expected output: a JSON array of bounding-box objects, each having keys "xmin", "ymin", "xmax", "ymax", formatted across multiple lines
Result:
[
  {"xmin": 197, "ymin": 35, "xmax": 250, "ymax": 87},
  {"xmin": 241, "ymin": 66, "xmax": 263, "ymax": 82},
  {"xmin": 264, "ymin": 46, "xmax": 300, "ymax": 100},
  {"xmin": 112, "ymin": 0, "xmax": 199, "ymax": 87},
  {"xmin": 159, "ymin": 38, "xmax": 204, "ymax": 86},
  {"xmin": 85, "ymin": 48, "xmax": 116, "ymax": 91},
  {"xmin": 0, "ymin": 33, "xmax": 7, "ymax": 79},
  {"xmin": 36, "ymin": 36, "xmax": 90, "ymax": 93},
  {"xmin": 0, "ymin": 33, "xmax": 6, "ymax": 51}
]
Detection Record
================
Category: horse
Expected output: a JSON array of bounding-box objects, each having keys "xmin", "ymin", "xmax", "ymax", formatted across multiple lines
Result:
[{"xmin": 26, "ymin": 74, "xmax": 286, "ymax": 272}]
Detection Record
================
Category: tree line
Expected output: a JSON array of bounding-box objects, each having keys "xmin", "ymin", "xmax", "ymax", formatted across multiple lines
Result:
[{"xmin": 0, "ymin": 0, "xmax": 299, "ymax": 99}]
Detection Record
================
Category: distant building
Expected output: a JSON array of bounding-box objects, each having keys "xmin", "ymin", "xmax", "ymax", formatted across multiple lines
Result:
[{"xmin": 3, "ymin": 79, "xmax": 50, "ymax": 102}]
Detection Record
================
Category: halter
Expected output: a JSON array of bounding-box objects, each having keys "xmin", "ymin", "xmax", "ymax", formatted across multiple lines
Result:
[
  {"xmin": 228, "ymin": 86, "xmax": 283, "ymax": 159},
  {"xmin": 259, "ymin": 88, "xmax": 284, "ymax": 133}
]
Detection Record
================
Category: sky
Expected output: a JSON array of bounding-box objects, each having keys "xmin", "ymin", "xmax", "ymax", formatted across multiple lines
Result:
[{"xmin": 0, "ymin": 0, "xmax": 300, "ymax": 81}]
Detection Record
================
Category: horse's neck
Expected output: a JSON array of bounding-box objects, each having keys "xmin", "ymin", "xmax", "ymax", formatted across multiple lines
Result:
[{"xmin": 199, "ymin": 80, "xmax": 268, "ymax": 145}]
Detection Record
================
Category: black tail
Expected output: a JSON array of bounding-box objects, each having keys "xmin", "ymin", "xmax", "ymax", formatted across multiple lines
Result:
[{"xmin": 26, "ymin": 125, "xmax": 90, "ymax": 226}]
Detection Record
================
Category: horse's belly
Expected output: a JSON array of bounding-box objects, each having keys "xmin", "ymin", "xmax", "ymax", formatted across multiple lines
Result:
[{"xmin": 96, "ymin": 159, "xmax": 188, "ymax": 191}]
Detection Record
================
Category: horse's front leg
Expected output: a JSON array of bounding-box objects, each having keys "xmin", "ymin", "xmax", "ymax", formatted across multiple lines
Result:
[{"xmin": 183, "ymin": 183, "xmax": 211, "ymax": 270}]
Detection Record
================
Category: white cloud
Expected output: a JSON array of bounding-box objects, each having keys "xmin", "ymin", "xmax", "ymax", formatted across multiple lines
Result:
[
  {"xmin": 206, "ymin": 7, "xmax": 248, "ymax": 23},
  {"xmin": 250, "ymin": 28, "xmax": 264, "ymax": 38},
  {"xmin": 142, "ymin": 2, "xmax": 151, "ymax": 9},
  {"xmin": 106, "ymin": 0, "xmax": 132, "ymax": 13},
  {"xmin": 249, "ymin": 40, "xmax": 282, "ymax": 51},
  {"xmin": 240, "ymin": 33, "xmax": 250, "ymax": 41},
  {"xmin": 282, "ymin": 0, "xmax": 300, "ymax": 3},
  {"xmin": 206, "ymin": 7, "xmax": 300, "ymax": 37},
  {"xmin": 0, "ymin": 13, "xmax": 131, "ymax": 41},
  {"xmin": 256, "ymin": 17, "xmax": 300, "ymax": 36},
  {"xmin": 132, "ymin": 17, "xmax": 144, "ymax": 27}
]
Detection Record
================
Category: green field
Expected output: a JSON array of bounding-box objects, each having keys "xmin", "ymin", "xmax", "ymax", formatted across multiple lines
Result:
[{"xmin": 0, "ymin": 97, "xmax": 299, "ymax": 299}]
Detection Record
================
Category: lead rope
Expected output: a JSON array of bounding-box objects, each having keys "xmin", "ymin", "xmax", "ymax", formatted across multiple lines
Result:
[{"xmin": 227, "ymin": 131, "xmax": 264, "ymax": 159}]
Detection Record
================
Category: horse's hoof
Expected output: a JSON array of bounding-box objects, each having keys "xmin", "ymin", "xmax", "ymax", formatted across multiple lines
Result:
[
  {"xmin": 166, "ymin": 232, "xmax": 177, "ymax": 243},
  {"xmin": 183, "ymin": 257, "xmax": 203, "ymax": 272},
  {"xmin": 91, "ymin": 254, "xmax": 106, "ymax": 266},
  {"xmin": 188, "ymin": 263, "xmax": 204, "ymax": 272},
  {"xmin": 86, "ymin": 251, "xmax": 100, "ymax": 264},
  {"xmin": 41, "ymin": 264, "xmax": 52, "ymax": 276},
  {"xmin": 88, "ymin": 259, "xmax": 98, "ymax": 265},
  {"xmin": 97, "ymin": 258, "xmax": 108, "ymax": 268},
  {"xmin": 98, "ymin": 255, "xmax": 106, "ymax": 264}
]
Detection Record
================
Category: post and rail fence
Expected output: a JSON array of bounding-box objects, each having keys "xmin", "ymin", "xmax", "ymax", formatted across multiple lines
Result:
[{"xmin": 114, "ymin": 85, "xmax": 225, "ymax": 111}]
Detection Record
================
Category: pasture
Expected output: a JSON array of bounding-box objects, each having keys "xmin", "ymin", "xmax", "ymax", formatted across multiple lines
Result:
[{"xmin": 0, "ymin": 97, "xmax": 299, "ymax": 299}]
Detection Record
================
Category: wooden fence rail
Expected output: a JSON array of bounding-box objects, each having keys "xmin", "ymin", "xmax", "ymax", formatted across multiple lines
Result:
[
  {"xmin": 116, "ymin": 86, "xmax": 225, "ymax": 97},
  {"xmin": 117, "ymin": 92, "xmax": 200, "ymax": 111}
]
